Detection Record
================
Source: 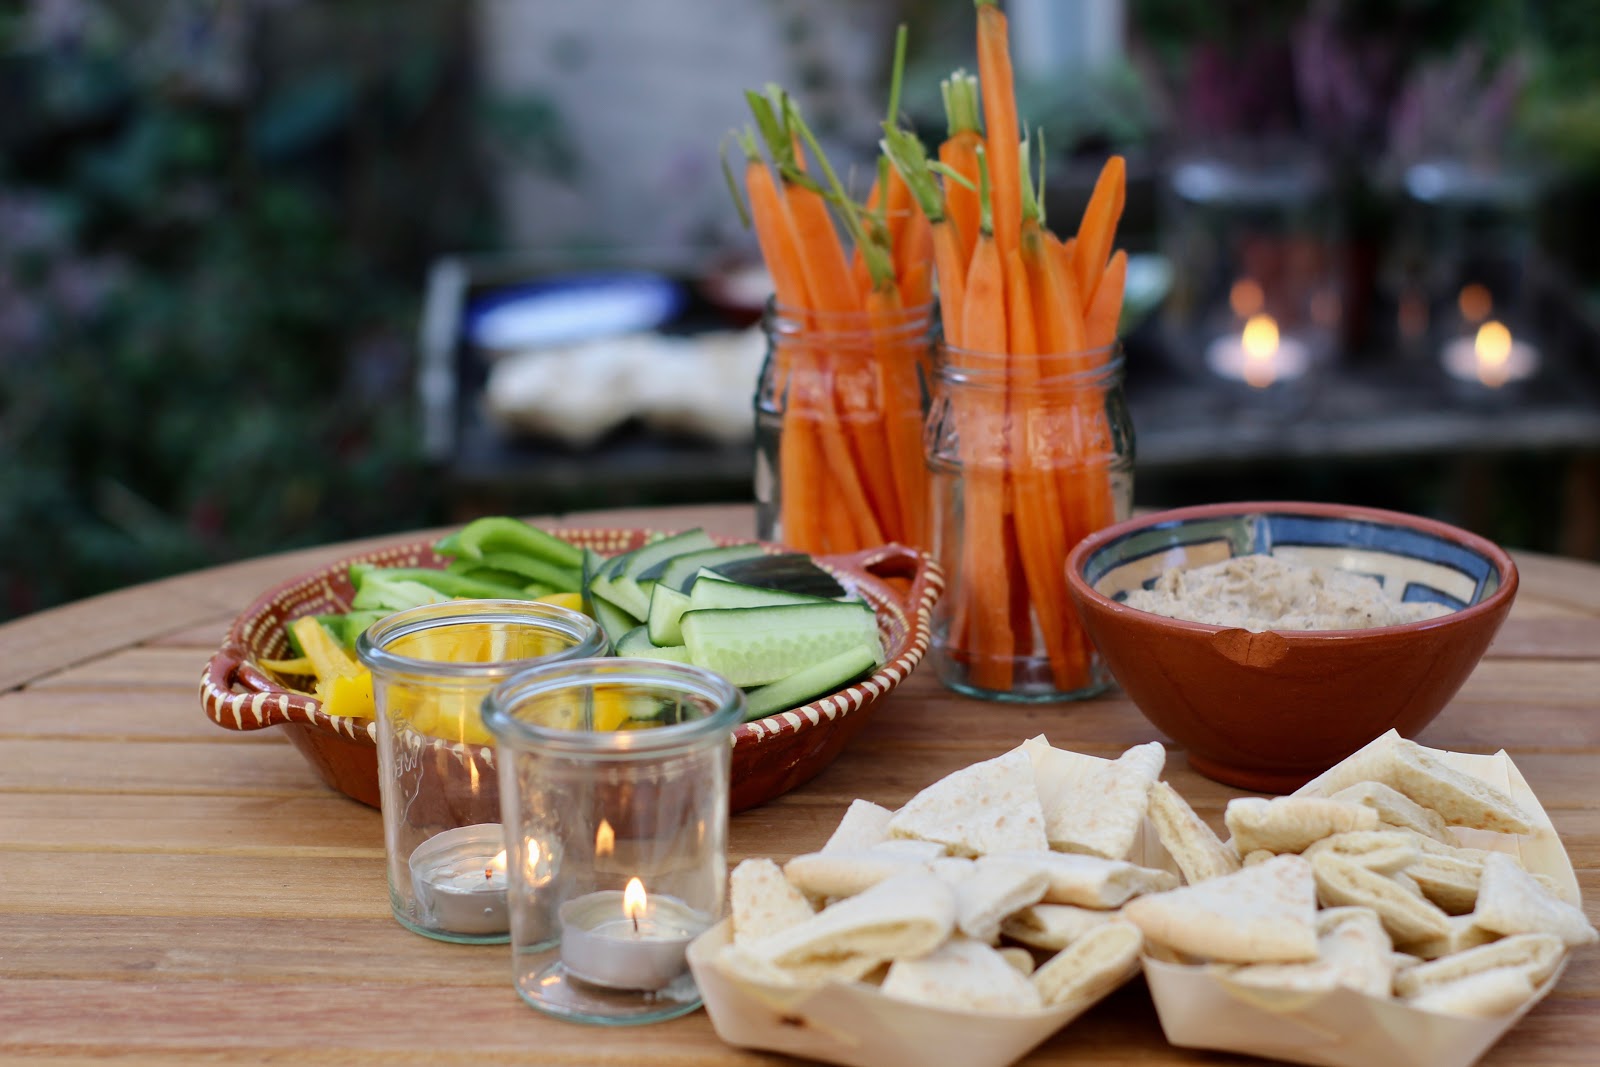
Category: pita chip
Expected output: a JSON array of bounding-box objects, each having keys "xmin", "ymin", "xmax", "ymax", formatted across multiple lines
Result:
[
  {"xmin": 997, "ymin": 946, "xmax": 1036, "ymax": 976},
  {"xmin": 784, "ymin": 851, "xmax": 931, "ymax": 900},
  {"xmin": 1329, "ymin": 780, "xmax": 1454, "ymax": 843},
  {"xmin": 749, "ymin": 872, "xmax": 956, "ymax": 968},
  {"xmin": 1407, "ymin": 851, "xmax": 1485, "ymax": 915},
  {"xmin": 1030, "ymin": 740, "xmax": 1164, "ymax": 859},
  {"xmin": 1314, "ymin": 736, "xmax": 1533, "ymax": 835},
  {"xmin": 1303, "ymin": 831, "xmax": 1419, "ymax": 875},
  {"xmin": 931, "ymin": 857, "xmax": 977, "ymax": 885},
  {"xmin": 1148, "ymin": 780, "xmax": 1240, "ymax": 883},
  {"xmin": 717, "ymin": 943, "xmax": 883, "ymax": 988},
  {"xmin": 1001, "ymin": 903, "xmax": 1116, "ymax": 951},
  {"xmin": 1405, "ymin": 913, "xmax": 1500, "ymax": 961},
  {"xmin": 1242, "ymin": 849, "xmax": 1274, "ymax": 867},
  {"xmin": 1030, "ymin": 920, "xmax": 1144, "ymax": 1007},
  {"xmin": 1221, "ymin": 906, "xmax": 1394, "ymax": 999},
  {"xmin": 880, "ymin": 937, "xmax": 1043, "ymax": 1013},
  {"xmin": 730, "ymin": 859, "xmax": 815, "ymax": 948},
  {"xmin": 1226, "ymin": 796, "xmax": 1378, "ymax": 855},
  {"xmin": 823, "ymin": 798, "xmax": 895, "ymax": 852},
  {"xmin": 1394, "ymin": 932, "xmax": 1566, "ymax": 998},
  {"xmin": 1407, "ymin": 967, "xmax": 1536, "ymax": 1017},
  {"xmin": 1475, "ymin": 852, "xmax": 1599, "ymax": 947},
  {"xmin": 888, "ymin": 747, "xmax": 1049, "ymax": 858},
  {"xmin": 955, "ymin": 858, "xmax": 1051, "ymax": 943},
  {"xmin": 1121, "ymin": 854, "xmax": 1319, "ymax": 963},
  {"xmin": 869, "ymin": 839, "xmax": 950, "ymax": 861},
  {"xmin": 1311, "ymin": 851, "xmax": 1451, "ymax": 945},
  {"xmin": 989, "ymin": 850, "xmax": 1177, "ymax": 909}
]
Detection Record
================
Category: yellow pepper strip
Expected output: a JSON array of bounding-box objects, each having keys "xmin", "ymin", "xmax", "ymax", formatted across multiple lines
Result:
[
  {"xmin": 315, "ymin": 671, "xmax": 376, "ymax": 721},
  {"xmin": 258, "ymin": 654, "xmax": 315, "ymax": 675},
  {"xmin": 536, "ymin": 592, "xmax": 587, "ymax": 615},
  {"xmin": 290, "ymin": 617, "xmax": 375, "ymax": 719}
]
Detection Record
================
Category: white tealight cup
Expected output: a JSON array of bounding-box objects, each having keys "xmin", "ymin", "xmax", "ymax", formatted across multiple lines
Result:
[
  {"xmin": 409, "ymin": 823, "xmax": 509, "ymax": 938},
  {"xmin": 558, "ymin": 889, "xmax": 707, "ymax": 992}
]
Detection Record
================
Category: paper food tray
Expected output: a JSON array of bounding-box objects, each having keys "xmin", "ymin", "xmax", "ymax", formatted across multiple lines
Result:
[
  {"xmin": 688, "ymin": 919, "xmax": 1133, "ymax": 1067},
  {"xmin": 1140, "ymin": 730, "xmax": 1580, "ymax": 1067}
]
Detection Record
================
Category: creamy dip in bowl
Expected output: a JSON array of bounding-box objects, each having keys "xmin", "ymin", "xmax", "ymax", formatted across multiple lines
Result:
[{"xmin": 1121, "ymin": 555, "xmax": 1454, "ymax": 632}]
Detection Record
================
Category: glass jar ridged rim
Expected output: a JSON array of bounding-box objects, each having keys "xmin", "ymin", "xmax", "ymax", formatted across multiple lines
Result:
[
  {"xmin": 355, "ymin": 599, "xmax": 606, "ymax": 684},
  {"xmin": 764, "ymin": 298, "xmax": 934, "ymax": 346},
  {"xmin": 483, "ymin": 657, "xmax": 745, "ymax": 759},
  {"xmin": 938, "ymin": 343, "xmax": 1123, "ymax": 388}
]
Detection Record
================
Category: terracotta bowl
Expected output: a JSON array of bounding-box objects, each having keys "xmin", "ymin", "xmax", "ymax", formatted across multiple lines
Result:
[
  {"xmin": 201, "ymin": 529, "xmax": 940, "ymax": 813},
  {"xmin": 1064, "ymin": 502, "xmax": 1518, "ymax": 793}
]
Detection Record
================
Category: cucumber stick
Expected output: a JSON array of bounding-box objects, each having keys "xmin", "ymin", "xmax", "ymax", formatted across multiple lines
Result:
[
  {"xmin": 623, "ymin": 528, "xmax": 717, "ymax": 579},
  {"xmin": 743, "ymin": 644, "xmax": 879, "ymax": 721},
  {"xmin": 679, "ymin": 603, "xmax": 880, "ymax": 687},
  {"xmin": 688, "ymin": 579, "xmax": 834, "ymax": 611},
  {"xmin": 647, "ymin": 583, "xmax": 693, "ymax": 645},
  {"xmin": 615, "ymin": 625, "xmax": 694, "ymax": 664}
]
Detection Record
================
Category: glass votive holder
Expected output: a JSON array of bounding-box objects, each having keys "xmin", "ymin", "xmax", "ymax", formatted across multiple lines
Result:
[
  {"xmin": 482, "ymin": 657, "xmax": 744, "ymax": 1026},
  {"xmin": 356, "ymin": 599, "xmax": 606, "ymax": 944}
]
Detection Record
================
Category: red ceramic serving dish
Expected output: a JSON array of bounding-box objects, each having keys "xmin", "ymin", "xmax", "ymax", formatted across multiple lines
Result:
[
  {"xmin": 201, "ymin": 529, "xmax": 940, "ymax": 813},
  {"xmin": 1064, "ymin": 502, "xmax": 1518, "ymax": 793}
]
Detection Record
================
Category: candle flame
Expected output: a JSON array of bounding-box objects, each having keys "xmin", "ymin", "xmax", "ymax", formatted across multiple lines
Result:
[
  {"xmin": 623, "ymin": 877, "xmax": 648, "ymax": 922},
  {"xmin": 1230, "ymin": 278, "xmax": 1264, "ymax": 318},
  {"xmin": 487, "ymin": 849, "xmax": 506, "ymax": 881},
  {"xmin": 1241, "ymin": 314, "xmax": 1280, "ymax": 388},
  {"xmin": 1459, "ymin": 283, "xmax": 1493, "ymax": 324},
  {"xmin": 595, "ymin": 818, "xmax": 615, "ymax": 857},
  {"xmin": 1474, "ymin": 320, "xmax": 1512, "ymax": 387}
]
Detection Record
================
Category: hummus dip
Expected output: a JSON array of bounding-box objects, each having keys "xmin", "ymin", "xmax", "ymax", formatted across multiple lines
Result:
[{"xmin": 1120, "ymin": 554, "xmax": 1455, "ymax": 632}]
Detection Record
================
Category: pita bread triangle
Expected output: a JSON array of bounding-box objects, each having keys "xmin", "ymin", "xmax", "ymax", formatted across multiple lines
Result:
[
  {"xmin": 1028, "ymin": 738, "xmax": 1164, "ymax": 859},
  {"xmin": 880, "ymin": 937, "xmax": 1044, "ymax": 1013},
  {"xmin": 1121, "ymin": 853, "xmax": 1319, "ymax": 963},
  {"xmin": 1147, "ymin": 779, "xmax": 1240, "ymax": 883},
  {"xmin": 887, "ymin": 746, "xmax": 1048, "ymax": 858},
  {"xmin": 1475, "ymin": 851, "xmax": 1598, "ymax": 947},
  {"xmin": 1310, "ymin": 732, "xmax": 1533, "ymax": 834},
  {"xmin": 729, "ymin": 858, "xmax": 814, "ymax": 948},
  {"xmin": 747, "ymin": 871, "xmax": 956, "ymax": 967},
  {"xmin": 823, "ymin": 798, "xmax": 894, "ymax": 852}
]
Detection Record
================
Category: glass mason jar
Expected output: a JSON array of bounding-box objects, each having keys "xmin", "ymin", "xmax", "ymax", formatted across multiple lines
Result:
[
  {"xmin": 755, "ymin": 300, "xmax": 935, "ymax": 554},
  {"xmin": 356, "ymin": 599, "xmax": 606, "ymax": 944},
  {"xmin": 926, "ymin": 344, "xmax": 1134, "ymax": 702},
  {"xmin": 483, "ymin": 657, "xmax": 743, "ymax": 1026}
]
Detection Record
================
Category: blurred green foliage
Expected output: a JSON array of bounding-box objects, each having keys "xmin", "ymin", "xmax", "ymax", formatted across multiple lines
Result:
[{"xmin": 0, "ymin": 1, "xmax": 568, "ymax": 619}]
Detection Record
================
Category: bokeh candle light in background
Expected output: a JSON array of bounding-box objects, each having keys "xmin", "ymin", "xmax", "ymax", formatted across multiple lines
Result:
[
  {"xmin": 1442, "ymin": 319, "xmax": 1538, "ymax": 389},
  {"xmin": 1205, "ymin": 311, "xmax": 1311, "ymax": 389}
]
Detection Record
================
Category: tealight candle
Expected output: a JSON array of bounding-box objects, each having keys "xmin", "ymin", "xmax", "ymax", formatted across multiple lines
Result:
[
  {"xmin": 409, "ymin": 823, "xmax": 509, "ymax": 937},
  {"xmin": 558, "ymin": 878, "xmax": 707, "ymax": 991},
  {"xmin": 1205, "ymin": 313, "xmax": 1310, "ymax": 389},
  {"xmin": 1441, "ymin": 319, "xmax": 1538, "ymax": 389}
]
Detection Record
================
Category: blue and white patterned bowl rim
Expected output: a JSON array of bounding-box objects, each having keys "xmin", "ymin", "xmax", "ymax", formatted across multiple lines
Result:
[{"xmin": 1081, "ymin": 509, "xmax": 1506, "ymax": 614}]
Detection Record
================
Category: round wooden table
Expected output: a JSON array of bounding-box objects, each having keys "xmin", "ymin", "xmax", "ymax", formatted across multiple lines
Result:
[{"xmin": 1, "ymin": 503, "xmax": 1595, "ymax": 1065}]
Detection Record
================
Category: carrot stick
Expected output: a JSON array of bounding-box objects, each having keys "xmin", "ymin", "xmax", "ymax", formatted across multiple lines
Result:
[
  {"xmin": 957, "ymin": 152, "xmax": 1014, "ymax": 692},
  {"xmin": 894, "ymin": 209, "xmax": 932, "ymax": 295},
  {"xmin": 899, "ymin": 258, "xmax": 932, "ymax": 312},
  {"xmin": 1085, "ymin": 249, "xmax": 1126, "ymax": 350},
  {"xmin": 868, "ymin": 287, "xmax": 929, "ymax": 547},
  {"xmin": 883, "ymin": 125, "xmax": 968, "ymax": 351},
  {"xmin": 739, "ymin": 144, "xmax": 825, "ymax": 550},
  {"xmin": 1071, "ymin": 155, "xmax": 1126, "ymax": 304},
  {"xmin": 975, "ymin": 1, "xmax": 1022, "ymax": 258},
  {"xmin": 939, "ymin": 70, "xmax": 984, "ymax": 266}
]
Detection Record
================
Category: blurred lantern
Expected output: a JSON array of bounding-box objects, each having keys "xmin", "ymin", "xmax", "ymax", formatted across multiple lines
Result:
[{"xmin": 1162, "ymin": 150, "xmax": 1340, "ymax": 404}]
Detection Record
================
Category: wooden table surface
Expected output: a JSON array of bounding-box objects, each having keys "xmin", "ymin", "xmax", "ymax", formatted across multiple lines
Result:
[{"xmin": 2, "ymin": 502, "xmax": 1596, "ymax": 1065}]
